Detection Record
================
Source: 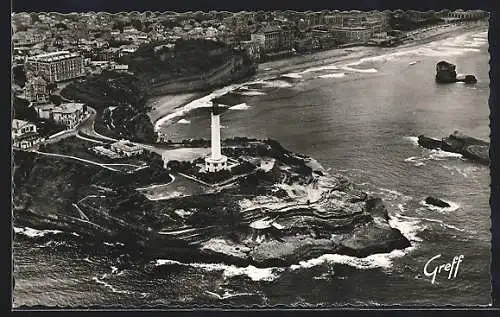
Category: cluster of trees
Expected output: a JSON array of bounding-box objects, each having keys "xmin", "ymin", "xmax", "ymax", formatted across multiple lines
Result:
[{"xmin": 61, "ymin": 71, "xmax": 155, "ymax": 143}]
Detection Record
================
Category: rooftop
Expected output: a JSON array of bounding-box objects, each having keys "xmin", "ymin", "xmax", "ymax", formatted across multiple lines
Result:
[
  {"xmin": 12, "ymin": 119, "xmax": 35, "ymax": 129},
  {"xmin": 27, "ymin": 51, "xmax": 81, "ymax": 62},
  {"xmin": 53, "ymin": 103, "xmax": 84, "ymax": 114},
  {"xmin": 112, "ymin": 139, "xmax": 143, "ymax": 152}
]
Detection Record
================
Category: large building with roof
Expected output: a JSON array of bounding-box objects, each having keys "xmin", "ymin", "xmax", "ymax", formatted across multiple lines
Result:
[
  {"xmin": 51, "ymin": 103, "xmax": 85, "ymax": 129},
  {"xmin": 25, "ymin": 51, "xmax": 85, "ymax": 82},
  {"xmin": 12, "ymin": 119, "xmax": 41, "ymax": 149}
]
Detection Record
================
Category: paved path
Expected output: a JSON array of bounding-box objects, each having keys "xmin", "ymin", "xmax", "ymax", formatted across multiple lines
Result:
[{"xmin": 29, "ymin": 149, "xmax": 121, "ymax": 172}]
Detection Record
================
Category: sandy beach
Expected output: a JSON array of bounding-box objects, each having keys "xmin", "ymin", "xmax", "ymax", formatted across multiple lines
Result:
[
  {"xmin": 147, "ymin": 92, "xmax": 202, "ymax": 125},
  {"xmin": 147, "ymin": 22, "xmax": 488, "ymax": 131}
]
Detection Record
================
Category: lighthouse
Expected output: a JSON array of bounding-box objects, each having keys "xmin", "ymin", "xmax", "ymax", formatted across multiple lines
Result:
[{"xmin": 205, "ymin": 102, "xmax": 228, "ymax": 172}]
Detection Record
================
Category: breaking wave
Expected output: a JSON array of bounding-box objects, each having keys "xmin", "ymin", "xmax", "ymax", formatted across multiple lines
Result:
[
  {"xmin": 154, "ymin": 260, "xmax": 283, "ymax": 282},
  {"xmin": 282, "ymin": 72, "xmax": 303, "ymax": 79},
  {"xmin": 176, "ymin": 119, "xmax": 191, "ymax": 124},
  {"xmin": 318, "ymin": 73, "xmax": 346, "ymax": 79},
  {"xmin": 14, "ymin": 226, "xmax": 64, "ymax": 238},
  {"xmin": 342, "ymin": 66, "xmax": 378, "ymax": 73},
  {"xmin": 229, "ymin": 103, "xmax": 251, "ymax": 110}
]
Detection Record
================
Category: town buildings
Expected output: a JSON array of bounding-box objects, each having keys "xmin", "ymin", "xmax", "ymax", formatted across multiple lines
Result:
[
  {"xmin": 25, "ymin": 51, "xmax": 85, "ymax": 82},
  {"xmin": 33, "ymin": 102, "xmax": 86, "ymax": 129},
  {"xmin": 331, "ymin": 26, "xmax": 373, "ymax": 43},
  {"xmin": 12, "ymin": 119, "xmax": 41, "ymax": 149},
  {"xmin": 24, "ymin": 75, "xmax": 49, "ymax": 103},
  {"xmin": 447, "ymin": 9, "xmax": 488, "ymax": 21}
]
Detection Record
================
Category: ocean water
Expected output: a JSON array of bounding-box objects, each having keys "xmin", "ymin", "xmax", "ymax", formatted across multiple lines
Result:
[{"xmin": 13, "ymin": 28, "xmax": 491, "ymax": 307}]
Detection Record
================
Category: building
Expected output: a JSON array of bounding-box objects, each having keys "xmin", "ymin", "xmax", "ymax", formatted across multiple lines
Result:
[
  {"xmin": 251, "ymin": 26, "xmax": 294, "ymax": 53},
  {"xmin": 24, "ymin": 75, "xmax": 49, "ymax": 103},
  {"xmin": 96, "ymin": 47, "xmax": 119, "ymax": 61},
  {"xmin": 110, "ymin": 139, "xmax": 144, "ymax": 157},
  {"xmin": 52, "ymin": 103, "xmax": 85, "ymax": 129},
  {"xmin": 12, "ymin": 119, "xmax": 41, "ymax": 149},
  {"xmin": 331, "ymin": 26, "xmax": 373, "ymax": 43},
  {"xmin": 447, "ymin": 10, "xmax": 488, "ymax": 21},
  {"xmin": 205, "ymin": 103, "xmax": 229, "ymax": 173},
  {"xmin": 25, "ymin": 51, "xmax": 85, "ymax": 82},
  {"xmin": 33, "ymin": 104, "xmax": 55, "ymax": 120}
]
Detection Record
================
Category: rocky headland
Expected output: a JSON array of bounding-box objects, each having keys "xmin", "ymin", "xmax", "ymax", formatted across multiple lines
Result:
[
  {"xmin": 13, "ymin": 138, "xmax": 410, "ymax": 268},
  {"xmin": 418, "ymin": 131, "xmax": 489, "ymax": 165}
]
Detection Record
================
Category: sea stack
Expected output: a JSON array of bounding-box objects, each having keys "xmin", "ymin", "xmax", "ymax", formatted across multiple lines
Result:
[
  {"xmin": 435, "ymin": 60, "xmax": 477, "ymax": 84},
  {"xmin": 436, "ymin": 61, "xmax": 457, "ymax": 83}
]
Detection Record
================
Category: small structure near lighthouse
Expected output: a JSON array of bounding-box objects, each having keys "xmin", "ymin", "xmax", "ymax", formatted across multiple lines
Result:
[{"xmin": 205, "ymin": 102, "xmax": 229, "ymax": 173}]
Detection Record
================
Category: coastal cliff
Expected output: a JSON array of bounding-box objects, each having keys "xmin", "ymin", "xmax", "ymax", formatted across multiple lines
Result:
[{"xmin": 13, "ymin": 139, "xmax": 410, "ymax": 268}]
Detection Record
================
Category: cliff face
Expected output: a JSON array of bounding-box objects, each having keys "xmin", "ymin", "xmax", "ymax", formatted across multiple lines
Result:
[{"xmin": 13, "ymin": 139, "xmax": 411, "ymax": 268}]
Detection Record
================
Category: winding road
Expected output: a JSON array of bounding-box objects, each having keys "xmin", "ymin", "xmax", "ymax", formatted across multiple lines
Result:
[{"xmin": 76, "ymin": 106, "xmax": 167, "ymax": 155}]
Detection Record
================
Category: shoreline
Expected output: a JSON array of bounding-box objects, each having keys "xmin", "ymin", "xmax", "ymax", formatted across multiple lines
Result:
[{"xmin": 148, "ymin": 23, "xmax": 487, "ymax": 133}]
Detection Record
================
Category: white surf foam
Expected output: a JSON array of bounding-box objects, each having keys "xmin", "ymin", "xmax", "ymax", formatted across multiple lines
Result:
[
  {"xmin": 403, "ymin": 136, "xmax": 420, "ymax": 146},
  {"xmin": 14, "ymin": 226, "xmax": 63, "ymax": 238},
  {"xmin": 289, "ymin": 248, "xmax": 407, "ymax": 272},
  {"xmin": 342, "ymin": 66, "xmax": 378, "ymax": 73},
  {"xmin": 429, "ymin": 149, "xmax": 463, "ymax": 160},
  {"xmin": 176, "ymin": 118, "xmax": 191, "ymax": 124},
  {"xmin": 395, "ymin": 213, "xmax": 467, "ymax": 233},
  {"xmin": 154, "ymin": 260, "xmax": 283, "ymax": 282},
  {"xmin": 282, "ymin": 72, "xmax": 303, "ymax": 79},
  {"xmin": 237, "ymin": 90, "xmax": 267, "ymax": 96},
  {"xmin": 92, "ymin": 276, "xmax": 140, "ymax": 296},
  {"xmin": 318, "ymin": 73, "xmax": 346, "ymax": 79},
  {"xmin": 301, "ymin": 64, "xmax": 340, "ymax": 73},
  {"xmin": 154, "ymin": 83, "xmax": 241, "ymax": 131},
  {"xmin": 229, "ymin": 103, "xmax": 250, "ymax": 110}
]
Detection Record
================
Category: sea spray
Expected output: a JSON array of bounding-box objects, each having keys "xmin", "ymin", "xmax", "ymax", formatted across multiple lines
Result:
[{"xmin": 154, "ymin": 260, "xmax": 284, "ymax": 282}]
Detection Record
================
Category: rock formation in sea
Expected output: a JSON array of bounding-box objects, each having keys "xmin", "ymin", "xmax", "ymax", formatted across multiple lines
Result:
[
  {"xmin": 417, "ymin": 131, "xmax": 489, "ymax": 165},
  {"xmin": 435, "ymin": 61, "xmax": 477, "ymax": 84},
  {"xmin": 425, "ymin": 196, "xmax": 451, "ymax": 208}
]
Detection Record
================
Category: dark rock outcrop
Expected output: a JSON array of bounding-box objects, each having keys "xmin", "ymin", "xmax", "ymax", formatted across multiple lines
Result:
[
  {"xmin": 417, "ymin": 135, "xmax": 442, "ymax": 150},
  {"xmin": 417, "ymin": 131, "xmax": 489, "ymax": 165},
  {"xmin": 435, "ymin": 60, "xmax": 477, "ymax": 84},
  {"xmin": 425, "ymin": 196, "xmax": 451, "ymax": 208},
  {"xmin": 436, "ymin": 61, "xmax": 457, "ymax": 83}
]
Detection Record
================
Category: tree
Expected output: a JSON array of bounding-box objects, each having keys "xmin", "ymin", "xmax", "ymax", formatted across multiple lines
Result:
[
  {"xmin": 54, "ymin": 22, "xmax": 68, "ymax": 30},
  {"xmin": 30, "ymin": 13, "xmax": 41, "ymax": 24},
  {"xmin": 49, "ymin": 94, "xmax": 62, "ymax": 106},
  {"xmin": 46, "ymin": 82, "xmax": 57, "ymax": 93}
]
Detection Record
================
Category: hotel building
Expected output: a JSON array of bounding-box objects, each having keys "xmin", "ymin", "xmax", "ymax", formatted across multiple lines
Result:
[{"xmin": 25, "ymin": 51, "xmax": 85, "ymax": 83}]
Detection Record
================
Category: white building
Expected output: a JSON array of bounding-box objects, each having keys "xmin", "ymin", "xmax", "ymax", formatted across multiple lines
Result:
[
  {"xmin": 52, "ymin": 103, "xmax": 85, "ymax": 129},
  {"xmin": 12, "ymin": 119, "xmax": 41, "ymax": 149},
  {"xmin": 25, "ymin": 51, "xmax": 85, "ymax": 83},
  {"xmin": 205, "ymin": 103, "xmax": 229, "ymax": 173},
  {"xmin": 110, "ymin": 139, "xmax": 144, "ymax": 157}
]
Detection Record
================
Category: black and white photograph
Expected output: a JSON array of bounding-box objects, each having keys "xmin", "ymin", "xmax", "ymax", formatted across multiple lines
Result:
[{"xmin": 11, "ymin": 7, "xmax": 492, "ymax": 308}]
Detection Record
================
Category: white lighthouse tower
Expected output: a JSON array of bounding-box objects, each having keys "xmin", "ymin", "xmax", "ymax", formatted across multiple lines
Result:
[{"xmin": 205, "ymin": 102, "xmax": 228, "ymax": 172}]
